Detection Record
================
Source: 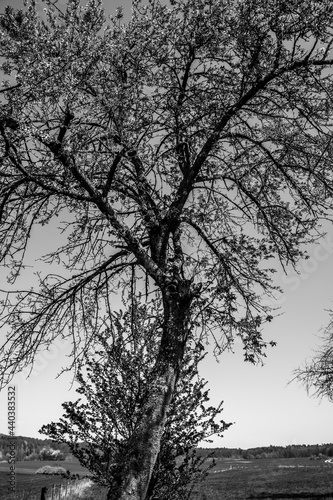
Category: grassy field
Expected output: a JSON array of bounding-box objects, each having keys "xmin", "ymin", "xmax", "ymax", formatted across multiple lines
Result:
[
  {"xmin": 0, "ymin": 460, "xmax": 95, "ymax": 500},
  {"xmin": 0, "ymin": 476, "xmax": 108, "ymax": 500},
  {"xmin": 0, "ymin": 459, "xmax": 91, "ymax": 475},
  {"xmin": 0, "ymin": 457, "xmax": 332, "ymax": 499},
  {"xmin": 191, "ymin": 457, "xmax": 333, "ymax": 499}
]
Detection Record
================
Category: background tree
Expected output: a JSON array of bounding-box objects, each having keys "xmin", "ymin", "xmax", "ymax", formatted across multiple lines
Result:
[
  {"xmin": 40, "ymin": 301, "xmax": 231, "ymax": 500},
  {"xmin": 294, "ymin": 314, "xmax": 333, "ymax": 402},
  {"xmin": 1, "ymin": 0, "xmax": 333, "ymax": 498}
]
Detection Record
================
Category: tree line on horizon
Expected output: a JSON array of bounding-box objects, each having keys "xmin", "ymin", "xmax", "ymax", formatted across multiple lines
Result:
[
  {"xmin": 0, "ymin": 434, "xmax": 72, "ymax": 462},
  {"xmin": 197, "ymin": 443, "xmax": 333, "ymax": 460},
  {"xmin": 1, "ymin": 434, "xmax": 332, "ymax": 463}
]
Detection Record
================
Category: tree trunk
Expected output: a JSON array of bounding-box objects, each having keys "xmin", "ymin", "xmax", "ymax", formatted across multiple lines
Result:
[
  {"xmin": 107, "ymin": 284, "xmax": 193, "ymax": 500},
  {"xmin": 107, "ymin": 367, "xmax": 178, "ymax": 500}
]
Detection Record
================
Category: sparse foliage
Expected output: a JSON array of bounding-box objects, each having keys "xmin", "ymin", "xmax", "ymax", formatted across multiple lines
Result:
[
  {"xmin": 1, "ymin": 0, "xmax": 333, "ymax": 498},
  {"xmin": 294, "ymin": 315, "xmax": 333, "ymax": 402}
]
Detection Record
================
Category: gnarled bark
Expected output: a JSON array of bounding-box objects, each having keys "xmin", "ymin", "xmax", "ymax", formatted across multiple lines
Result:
[
  {"xmin": 108, "ymin": 368, "xmax": 177, "ymax": 500},
  {"xmin": 108, "ymin": 286, "xmax": 193, "ymax": 500}
]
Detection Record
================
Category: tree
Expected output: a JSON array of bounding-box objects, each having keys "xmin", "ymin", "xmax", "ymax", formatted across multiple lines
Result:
[
  {"xmin": 39, "ymin": 446, "xmax": 65, "ymax": 461},
  {"xmin": 40, "ymin": 302, "xmax": 230, "ymax": 499},
  {"xmin": 294, "ymin": 316, "xmax": 333, "ymax": 402},
  {"xmin": 1, "ymin": 0, "xmax": 333, "ymax": 498}
]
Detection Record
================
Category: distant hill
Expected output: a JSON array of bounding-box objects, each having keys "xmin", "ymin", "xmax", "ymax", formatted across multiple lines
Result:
[
  {"xmin": 1, "ymin": 433, "xmax": 333, "ymax": 462},
  {"xmin": 197, "ymin": 443, "xmax": 333, "ymax": 460},
  {"xmin": 0, "ymin": 433, "xmax": 72, "ymax": 462}
]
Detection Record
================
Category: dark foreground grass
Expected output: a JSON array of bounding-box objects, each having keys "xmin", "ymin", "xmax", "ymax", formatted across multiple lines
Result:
[
  {"xmin": 0, "ymin": 474, "xmax": 108, "ymax": 500},
  {"xmin": 190, "ymin": 458, "xmax": 333, "ymax": 500},
  {"xmin": 1, "ymin": 458, "xmax": 332, "ymax": 499},
  {"xmin": 0, "ymin": 460, "xmax": 93, "ymax": 500},
  {"xmin": 0, "ymin": 472, "xmax": 72, "ymax": 499}
]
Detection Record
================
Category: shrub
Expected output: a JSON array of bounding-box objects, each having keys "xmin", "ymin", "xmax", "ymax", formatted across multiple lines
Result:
[{"xmin": 35, "ymin": 465, "xmax": 67, "ymax": 475}]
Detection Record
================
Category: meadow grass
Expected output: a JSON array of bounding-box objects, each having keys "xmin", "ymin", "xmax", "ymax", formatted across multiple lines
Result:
[
  {"xmin": 191, "ymin": 457, "xmax": 333, "ymax": 499},
  {"xmin": 1, "ymin": 457, "xmax": 332, "ymax": 499},
  {"xmin": 0, "ymin": 477, "xmax": 108, "ymax": 500},
  {"xmin": 47, "ymin": 478, "xmax": 107, "ymax": 499}
]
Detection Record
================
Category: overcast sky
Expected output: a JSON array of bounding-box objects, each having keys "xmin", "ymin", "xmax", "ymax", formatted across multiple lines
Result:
[{"xmin": 0, "ymin": 0, "xmax": 332, "ymax": 451}]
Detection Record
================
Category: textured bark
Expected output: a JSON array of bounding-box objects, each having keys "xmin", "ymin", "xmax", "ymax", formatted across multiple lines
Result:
[
  {"xmin": 107, "ymin": 286, "xmax": 193, "ymax": 500},
  {"xmin": 108, "ymin": 368, "xmax": 177, "ymax": 500}
]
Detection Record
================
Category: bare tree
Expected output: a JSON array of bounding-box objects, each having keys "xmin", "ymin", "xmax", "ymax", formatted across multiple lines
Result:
[
  {"xmin": 294, "ymin": 316, "xmax": 333, "ymax": 402},
  {"xmin": 1, "ymin": 0, "xmax": 333, "ymax": 498}
]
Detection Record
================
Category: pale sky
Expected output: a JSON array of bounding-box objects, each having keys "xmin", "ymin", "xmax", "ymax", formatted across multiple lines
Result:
[{"xmin": 0, "ymin": 0, "xmax": 332, "ymax": 451}]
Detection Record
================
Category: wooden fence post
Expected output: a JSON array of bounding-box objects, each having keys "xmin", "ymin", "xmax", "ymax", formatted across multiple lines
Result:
[
  {"xmin": 40, "ymin": 477, "xmax": 84, "ymax": 500},
  {"xmin": 40, "ymin": 486, "xmax": 48, "ymax": 500}
]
